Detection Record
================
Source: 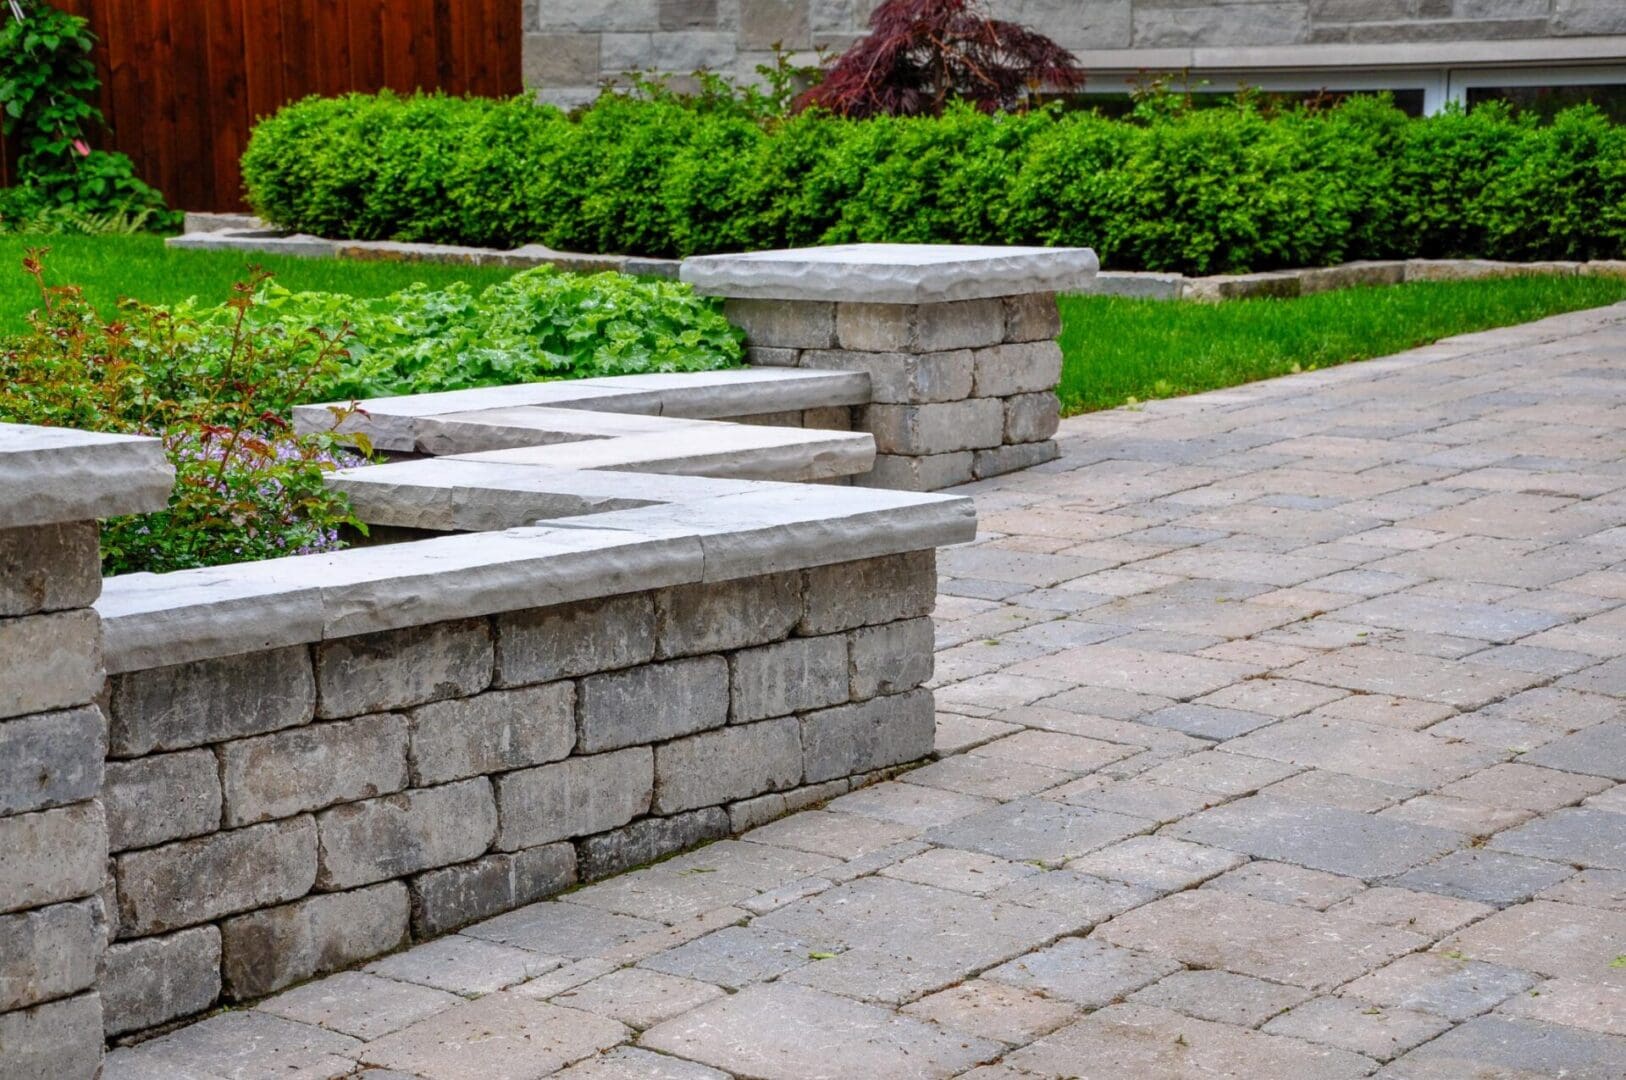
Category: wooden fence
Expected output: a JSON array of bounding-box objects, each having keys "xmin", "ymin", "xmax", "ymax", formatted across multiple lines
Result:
[{"xmin": 2, "ymin": 0, "xmax": 522, "ymax": 211}]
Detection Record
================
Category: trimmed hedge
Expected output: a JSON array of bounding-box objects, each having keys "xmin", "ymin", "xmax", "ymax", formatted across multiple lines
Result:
[{"xmin": 242, "ymin": 92, "xmax": 1626, "ymax": 275}]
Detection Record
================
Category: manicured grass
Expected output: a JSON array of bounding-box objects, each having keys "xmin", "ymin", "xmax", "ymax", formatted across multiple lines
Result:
[
  {"xmin": 1057, "ymin": 275, "xmax": 1626, "ymax": 415},
  {"xmin": 0, "ymin": 234, "xmax": 521, "ymax": 332}
]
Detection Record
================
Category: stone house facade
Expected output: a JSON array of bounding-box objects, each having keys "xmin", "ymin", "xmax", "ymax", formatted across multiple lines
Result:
[{"xmin": 523, "ymin": 0, "xmax": 1626, "ymax": 116}]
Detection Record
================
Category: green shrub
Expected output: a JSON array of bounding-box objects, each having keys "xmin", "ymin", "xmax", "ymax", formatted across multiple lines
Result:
[
  {"xmin": 242, "ymin": 90, "xmax": 1626, "ymax": 274},
  {"xmin": 0, "ymin": 6, "xmax": 176, "ymax": 232}
]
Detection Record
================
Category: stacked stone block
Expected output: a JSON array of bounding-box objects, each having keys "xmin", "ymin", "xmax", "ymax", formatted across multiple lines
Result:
[
  {"xmin": 97, "ymin": 551, "xmax": 937, "ymax": 1038},
  {"xmin": 0, "ymin": 524, "xmax": 109, "ymax": 1080},
  {"xmin": 726, "ymin": 293, "xmax": 1064, "ymax": 490},
  {"xmin": 0, "ymin": 425, "xmax": 169, "ymax": 1079}
]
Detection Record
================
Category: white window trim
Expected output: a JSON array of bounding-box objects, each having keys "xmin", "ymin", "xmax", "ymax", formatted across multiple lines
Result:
[
  {"xmin": 1080, "ymin": 64, "xmax": 1626, "ymax": 115},
  {"xmin": 1445, "ymin": 64, "xmax": 1626, "ymax": 109}
]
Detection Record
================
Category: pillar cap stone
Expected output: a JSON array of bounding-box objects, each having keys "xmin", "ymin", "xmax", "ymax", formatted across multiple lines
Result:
[
  {"xmin": 681, "ymin": 244, "xmax": 1099, "ymax": 304},
  {"xmin": 0, "ymin": 422, "xmax": 173, "ymax": 528}
]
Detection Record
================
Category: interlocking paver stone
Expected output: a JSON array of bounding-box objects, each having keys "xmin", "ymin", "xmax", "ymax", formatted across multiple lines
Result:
[
  {"xmin": 257, "ymin": 971, "xmax": 460, "ymax": 1041},
  {"xmin": 988, "ymin": 869, "xmax": 1158, "ymax": 924},
  {"xmin": 1045, "ymin": 775, "xmax": 1223, "ymax": 823},
  {"xmin": 1331, "ymin": 885, "xmax": 1494, "ymax": 937},
  {"xmin": 1499, "ymin": 978, "xmax": 1626, "ymax": 1037},
  {"xmin": 359, "ymin": 993, "xmax": 628, "ymax": 1079},
  {"xmin": 1128, "ymin": 968, "xmax": 1312, "ymax": 1027},
  {"xmin": 1333, "ymin": 593, "xmax": 1563, "ymax": 643},
  {"xmin": 1438, "ymin": 762, "xmax": 1613, "ymax": 811},
  {"xmin": 1139, "ymin": 702, "xmax": 1276, "ymax": 739},
  {"xmin": 462, "ymin": 902, "xmax": 662, "ymax": 959},
  {"xmin": 1136, "ymin": 750, "xmax": 1302, "ymax": 795},
  {"xmin": 1390, "ymin": 849, "xmax": 1575, "ymax": 904},
  {"xmin": 552, "ymin": 1047, "xmax": 729, "ymax": 1079},
  {"xmin": 899, "ymin": 979, "xmax": 1078, "ymax": 1044},
  {"xmin": 1282, "ymin": 646, "xmax": 1542, "ymax": 707},
  {"xmin": 637, "ymin": 926, "xmax": 815, "ymax": 989},
  {"xmin": 824, "ymin": 781, "xmax": 995, "ymax": 828},
  {"xmin": 1066, "ymin": 834, "xmax": 1246, "ymax": 891},
  {"xmin": 1202, "ymin": 859, "xmax": 1364, "ymax": 910},
  {"xmin": 1538, "ymin": 866, "xmax": 1626, "ymax": 909},
  {"xmin": 1263, "ymin": 995, "xmax": 1451, "ymax": 1061},
  {"xmin": 1490, "ymin": 807, "xmax": 1626, "ymax": 871},
  {"xmin": 968, "ymin": 730, "xmax": 1137, "ymax": 773},
  {"xmin": 1341, "ymin": 953, "xmax": 1540, "ymax": 1021},
  {"xmin": 1519, "ymin": 722, "xmax": 1626, "ymax": 780},
  {"xmin": 1004, "ymin": 1003, "xmax": 1377, "ymax": 1078},
  {"xmin": 922, "ymin": 798, "xmax": 1149, "ymax": 864},
  {"xmin": 984, "ymin": 937, "xmax": 1180, "ymax": 1006},
  {"xmin": 550, "ymin": 969, "xmax": 724, "ymax": 1031},
  {"xmin": 879, "ymin": 847, "xmax": 1042, "ymax": 895},
  {"xmin": 1168, "ymin": 795, "xmax": 1462, "ymax": 879},
  {"xmin": 1441, "ymin": 900, "xmax": 1626, "ymax": 985},
  {"xmin": 111, "ymin": 1011, "xmax": 362, "ymax": 1080},
  {"xmin": 901, "ymin": 753, "xmax": 1073, "ymax": 800},
  {"xmin": 1224, "ymin": 715, "xmax": 1505, "ymax": 788},
  {"xmin": 1379, "ymin": 1014, "xmax": 1626, "ymax": 1079},
  {"xmin": 364, "ymin": 936, "xmax": 563, "ymax": 996},
  {"xmin": 639, "ymin": 983, "xmax": 1003, "ymax": 1080},
  {"xmin": 1098, "ymin": 890, "xmax": 1427, "ymax": 990}
]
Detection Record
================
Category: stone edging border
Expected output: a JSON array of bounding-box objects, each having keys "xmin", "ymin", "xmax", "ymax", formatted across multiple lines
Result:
[{"xmin": 176, "ymin": 213, "xmax": 1626, "ymax": 301}]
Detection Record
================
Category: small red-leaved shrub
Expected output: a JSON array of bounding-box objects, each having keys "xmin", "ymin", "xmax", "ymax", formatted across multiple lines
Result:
[{"xmin": 795, "ymin": 0, "xmax": 1085, "ymax": 118}]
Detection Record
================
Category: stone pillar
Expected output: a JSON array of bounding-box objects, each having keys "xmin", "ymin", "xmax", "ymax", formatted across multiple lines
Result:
[
  {"xmin": 0, "ymin": 424, "xmax": 171, "ymax": 1078},
  {"xmin": 681, "ymin": 244, "xmax": 1097, "ymax": 491}
]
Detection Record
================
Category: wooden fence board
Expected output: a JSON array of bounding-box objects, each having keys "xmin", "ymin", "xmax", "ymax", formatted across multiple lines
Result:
[{"xmin": 1, "ymin": 0, "xmax": 522, "ymax": 211}]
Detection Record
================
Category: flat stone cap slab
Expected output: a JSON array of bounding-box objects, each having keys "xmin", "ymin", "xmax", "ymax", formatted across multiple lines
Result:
[
  {"xmin": 681, "ymin": 243, "xmax": 1099, "ymax": 303},
  {"xmin": 0, "ymin": 422, "xmax": 173, "ymax": 527}
]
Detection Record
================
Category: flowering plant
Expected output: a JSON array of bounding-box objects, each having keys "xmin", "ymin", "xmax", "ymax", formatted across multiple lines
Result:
[{"xmin": 0, "ymin": 251, "xmax": 367, "ymax": 573}]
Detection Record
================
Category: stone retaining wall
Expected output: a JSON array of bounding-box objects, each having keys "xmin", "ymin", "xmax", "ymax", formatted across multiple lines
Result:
[
  {"xmin": 0, "ymin": 425, "xmax": 171, "ymax": 1080},
  {"xmin": 96, "ymin": 553, "xmax": 937, "ymax": 1039}
]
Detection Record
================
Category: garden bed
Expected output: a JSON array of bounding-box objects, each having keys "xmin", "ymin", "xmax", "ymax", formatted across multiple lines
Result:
[{"xmin": 0, "ymin": 250, "xmax": 741, "ymax": 573}]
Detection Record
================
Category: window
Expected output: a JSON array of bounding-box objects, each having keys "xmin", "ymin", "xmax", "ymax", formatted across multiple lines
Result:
[{"xmin": 1458, "ymin": 67, "xmax": 1626, "ymax": 123}]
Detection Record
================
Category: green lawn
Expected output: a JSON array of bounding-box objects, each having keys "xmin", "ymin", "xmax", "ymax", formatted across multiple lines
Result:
[
  {"xmin": 1057, "ymin": 275, "xmax": 1626, "ymax": 415},
  {"xmin": 0, "ymin": 234, "xmax": 521, "ymax": 331}
]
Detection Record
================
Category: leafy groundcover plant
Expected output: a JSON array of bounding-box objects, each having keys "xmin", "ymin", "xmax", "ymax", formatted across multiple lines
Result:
[
  {"xmin": 172, "ymin": 265, "xmax": 744, "ymax": 402},
  {"xmin": 0, "ymin": 254, "xmax": 365, "ymax": 574}
]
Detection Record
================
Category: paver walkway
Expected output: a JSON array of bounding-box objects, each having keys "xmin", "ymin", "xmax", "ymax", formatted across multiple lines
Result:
[{"xmin": 107, "ymin": 304, "xmax": 1626, "ymax": 1079}]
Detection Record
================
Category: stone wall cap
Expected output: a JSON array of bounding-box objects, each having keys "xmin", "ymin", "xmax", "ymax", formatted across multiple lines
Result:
[
  {"xmin": 292, "ymin": 367, "xmax": 871, "ymax": 452},
  {"xmin": 681, "ymin": 244, "xmax": 1099, "ymax": 303},
  {"xmin": 0, "ymin": 422, "xmax": 173, "ymax": 527},
  {"xmin": 97, "ymin": 478, "xmax": 972, "ymax": 670}
]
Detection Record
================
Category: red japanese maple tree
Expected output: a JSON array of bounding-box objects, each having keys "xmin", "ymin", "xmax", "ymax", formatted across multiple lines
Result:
[{"xmin": 795, "ymin": 0, "xmax": 1086, "ymax": 118}]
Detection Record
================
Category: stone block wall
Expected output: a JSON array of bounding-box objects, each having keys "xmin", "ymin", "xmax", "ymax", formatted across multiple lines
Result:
[
  {"xmin": 727, "ymin": 293, "xmax": 1063, "ymax": 490},
  {"xmin": 0, "ymin": 524, "xmax": 109, "ymax": 1080},
  {"xmin": 0, "ymin": 424, "xmax": 169, "ymax": 1080},
  {"xmin": 96, "ymin": 552, "xmax": 937, "ymax": 1038},
  {"xmin": 523, "ymin": 0, "xmax": 1626, "ymax": 106}
]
